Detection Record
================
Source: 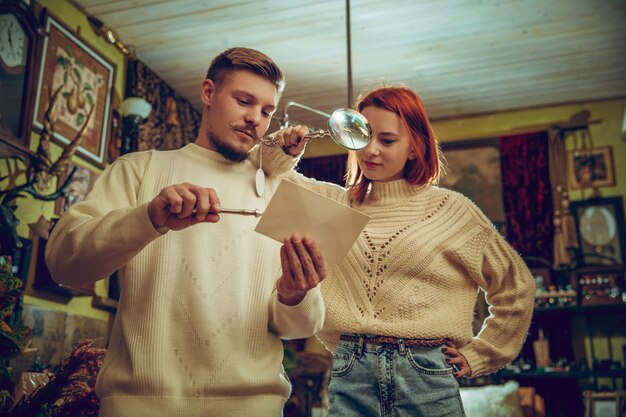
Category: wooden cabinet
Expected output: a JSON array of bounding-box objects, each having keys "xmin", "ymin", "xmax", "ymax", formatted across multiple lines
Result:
[
  {"xmin": 0, "ymin": 0, "xmax": 45, "ymax": 155},
  {"xmin": 482, "ymin": 266, "xmax": 626, "ymax": 417}
]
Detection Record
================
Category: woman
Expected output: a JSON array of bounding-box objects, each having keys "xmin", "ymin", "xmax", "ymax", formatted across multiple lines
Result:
[{"xmin": 276, "ymin": 85, "xmax": 535, "ymax": 417}]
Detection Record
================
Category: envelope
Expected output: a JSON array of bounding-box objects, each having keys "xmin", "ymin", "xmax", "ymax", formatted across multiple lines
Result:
[{"xmin": 255, "ymin": 179, "xmax": 370, "ymax": 263}]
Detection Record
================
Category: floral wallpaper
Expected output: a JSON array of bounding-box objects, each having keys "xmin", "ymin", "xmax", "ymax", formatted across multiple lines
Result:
[{"xmin": 125, "ymin": 59, "xmax": 202, "ymax": 151}]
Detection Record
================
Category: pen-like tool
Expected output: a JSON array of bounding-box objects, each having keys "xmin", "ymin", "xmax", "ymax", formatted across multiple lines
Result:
[{"xmin": 213, "ymin": 208, "xmax": 263, "ymax": 218}]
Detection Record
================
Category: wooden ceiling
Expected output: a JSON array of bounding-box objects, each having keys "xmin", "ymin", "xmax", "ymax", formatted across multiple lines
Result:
[{"xmin": 71, "ymin": 0, "xmax": 626, "ymax": 129}]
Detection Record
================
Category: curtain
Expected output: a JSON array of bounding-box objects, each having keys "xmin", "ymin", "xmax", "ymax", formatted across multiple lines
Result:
[
  {"xmin": 125, "ymin": 59, "xmax": 201, "ymax": 151},
  {"xmin": 296, "ymin": 154, "xmax": 348, "ymax": 186},
  {"xmin": 499, "ymin": 131, "xmax": 554, "ymax": 263}
]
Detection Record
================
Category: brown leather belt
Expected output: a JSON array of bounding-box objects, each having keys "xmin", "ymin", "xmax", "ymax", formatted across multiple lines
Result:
[{"xmin": 339, "ymin": 334, "xmax": 447, "ymax": 348}]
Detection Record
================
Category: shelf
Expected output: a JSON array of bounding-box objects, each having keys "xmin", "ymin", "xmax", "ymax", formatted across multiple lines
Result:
[{"xmin": 534, "ymin": 303, "xmax": 626, "ymax": 315}]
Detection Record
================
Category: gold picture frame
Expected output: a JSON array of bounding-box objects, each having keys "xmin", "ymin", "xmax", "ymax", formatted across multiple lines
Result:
[
  {"xmin": 567, "ymin": 146, "xmax": 615, "ymax": 189},
  {"xmin": 584, "ymin": 390, "xmax": 625, "ymax": 417},
  {"xmin": 31, "ymin": 11, "xmax": 116, "ymax": 168}
]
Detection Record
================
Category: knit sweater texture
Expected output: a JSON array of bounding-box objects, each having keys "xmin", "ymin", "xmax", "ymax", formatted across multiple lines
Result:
[
  {"xmin": 284, "ymin": 173, "xmax": 535, "ymax": 377},
  {"xmin": 45, "ymin": 143, "xmax": 325, "ymax": 417}
]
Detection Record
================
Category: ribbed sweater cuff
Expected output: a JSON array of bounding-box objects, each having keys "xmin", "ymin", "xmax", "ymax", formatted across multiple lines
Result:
[
  {"xmin": 271, "ymin": 287, "xmax": 325, "ymax": 340},
  {"xmin": 134, "ymin": 202, "xmax": 169, "ymax": 238},
  {"xmin": 458, "ymin": 344, "xmax": 488, "ymax": 377},
  {"xmin": 257, "ymin": 143, "xmax": 301, "ymax": 177}
]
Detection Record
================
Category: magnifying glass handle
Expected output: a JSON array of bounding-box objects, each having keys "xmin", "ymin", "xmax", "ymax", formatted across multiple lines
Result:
[
  {"xmin": 211, "ymin": 208, "xmax": 264, "ymax": 217},
  {"xmin": 259, "ymin": 130, "xmax": 328, "ymax": 148},
  {"xmin": 259, "ymin": 108, "xmax": 370, "ymax": 151}
]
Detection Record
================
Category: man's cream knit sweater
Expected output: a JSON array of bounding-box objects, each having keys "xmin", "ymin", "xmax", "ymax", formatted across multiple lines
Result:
[
  {"xmin": 46, "ymin": 144, "xmax": 325, "ymax": 417},
  {"xmin": 286, "ymin": 174, "xmax": 535, "ymax": 377}
]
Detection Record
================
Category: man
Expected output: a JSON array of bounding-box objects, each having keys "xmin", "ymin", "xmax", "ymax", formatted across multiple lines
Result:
[{"xmin": 46, "ymin": 47, "xmax": 324, "ymax": 417}]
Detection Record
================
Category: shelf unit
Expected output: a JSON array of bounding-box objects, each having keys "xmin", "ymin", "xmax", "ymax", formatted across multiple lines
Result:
[{"xmin": 494, "ymin": 270, "xmax": 626, "ymax": 417}]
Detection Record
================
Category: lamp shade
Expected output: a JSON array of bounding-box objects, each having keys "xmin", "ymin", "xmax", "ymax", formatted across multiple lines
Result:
[{"xmin": 120, "ymin": 97, "xmax": 152, "ymax": 119}]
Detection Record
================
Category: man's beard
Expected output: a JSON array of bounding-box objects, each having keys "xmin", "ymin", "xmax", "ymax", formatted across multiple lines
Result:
[{"xmin": 207, "ymin": 131, "xmax": 250, "ymax": 163}]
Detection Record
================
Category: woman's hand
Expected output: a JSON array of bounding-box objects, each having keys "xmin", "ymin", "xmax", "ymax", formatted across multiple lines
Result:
[
  {"xmin": 442, "ymin": 341, "xmax": 471, "ymax": 378},
  {"xmin": 272, "ymin": 125, "xmax": 310, "ymax": 156}
]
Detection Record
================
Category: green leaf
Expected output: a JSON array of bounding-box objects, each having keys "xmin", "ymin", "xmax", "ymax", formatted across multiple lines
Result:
[
  {"xmin": 83, "ymin": 83, "xmax": 92, "ymax": 92},
  {"xmin": 56, "ymin": 56, "xmax": 70, "ymax": 68},
  {"xmin": 62, "ymin": 92, "xmax": 70, "ymax": 98},
  {"xmin": 75, "ymin": 59, "xmax": 85, "ymax": 68},
  {"xmin": 73, "ymin": 68, "xmax": 82, "ymax": 84},
  {"xmin": 86, "ymin": 93, "xmax": 94, "ymax": 107},
  {"xmin": 63, "ymin": 45, "xmax": 73, "ymax": 57},
  {"xmin": 63, "ymin": 71, "xmax": 68, "ymax": 85},
  {"xmin": 76, "ymin": 113, "xmax": 85, "ymax": 127}
]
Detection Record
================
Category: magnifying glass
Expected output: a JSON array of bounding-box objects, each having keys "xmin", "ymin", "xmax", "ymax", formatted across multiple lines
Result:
[{"xmin": 260, "ymin": 108, "xmax": 372, "ymax": 151}]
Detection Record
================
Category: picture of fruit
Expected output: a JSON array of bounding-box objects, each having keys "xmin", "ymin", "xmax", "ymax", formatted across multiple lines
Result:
[
  {"xmin": 66, "ymin": 86, "xmax": 78, "ymax": 114},
  {"xmin": 56, "ymin": 46, "xmax": 95, "ymax": 127}
]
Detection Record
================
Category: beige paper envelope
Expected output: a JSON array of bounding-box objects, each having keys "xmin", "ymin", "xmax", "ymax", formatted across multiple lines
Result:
[{"xmin": 255, "ymin": 179, "xmax": 370, "ymax": 263}]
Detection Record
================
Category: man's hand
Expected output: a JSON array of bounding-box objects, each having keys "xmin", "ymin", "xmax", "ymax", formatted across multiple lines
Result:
[
  {"xmin": 443, "ymin": 342, "xmax": 471, "ymax": 378},
  {"xmin": 277, "ymin": 234, "xmax": 326, "ymax": 305},
  {"xmin": 147, "ymin": 183, "xmax": 221, "ymax": 231},
  {"xmin": 272, "ymin": 125, "xmax": 310, "ymax": 156}
]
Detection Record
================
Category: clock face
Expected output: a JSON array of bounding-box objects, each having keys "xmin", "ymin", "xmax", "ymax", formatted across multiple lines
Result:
[{"xmin": 0, "ymin": 13, "xmax": 27, "ymax": 70}]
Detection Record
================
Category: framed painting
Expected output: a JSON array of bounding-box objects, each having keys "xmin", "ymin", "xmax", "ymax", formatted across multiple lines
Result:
[
  {"xmin": 54, "ymin": 162, "xmax": 101, "ymax": 216},
  {"xmin": 440, "ymin": 138, "xmax": 506, "ymax": 232},
  {"xmin": 583, "ymin": 390, "xmax": 625, "ymax": 417},
  {"xmin": 32, "ymin": 11, "xmax": 116, "ymax": 168},
  {"xmin": 92, "ymin": 270, "xmax": 120, "ymax": 312},
  {"xmin": 567, "ymin": 146, "xmax": 615, "ymax": 189},
  {"xmin": 570, "ymin": 197, "xmax": 626, "ymax": 266},
  {"xmin": 30, "ymin": 218, "xmax": 95, "ymax": 297}
]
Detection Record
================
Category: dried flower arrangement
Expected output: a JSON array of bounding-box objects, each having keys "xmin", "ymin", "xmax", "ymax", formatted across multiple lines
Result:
[{"xmin": 7, "ymin": 339, "xmax": 105, "ymax": 417}]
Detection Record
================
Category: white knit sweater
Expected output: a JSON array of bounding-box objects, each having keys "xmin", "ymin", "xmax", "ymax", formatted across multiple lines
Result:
[
  {"xmin": 284, "ymin": 173, "xmax": 535, "ymax": 377},
  {"xmin": 46, "ymin": 144, "xmax": 325, "ymax": 417}
]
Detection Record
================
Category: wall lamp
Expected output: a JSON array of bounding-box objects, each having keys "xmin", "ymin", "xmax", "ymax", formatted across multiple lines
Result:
[{"xmin": 119, "ymin": 97, "xmax": 151, "ymax": 155}]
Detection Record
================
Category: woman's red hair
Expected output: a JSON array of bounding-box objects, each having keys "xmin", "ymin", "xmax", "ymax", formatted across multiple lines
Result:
[{"xmin": 346, "ymin": 85, "xmax": 444, "ymax": 204}]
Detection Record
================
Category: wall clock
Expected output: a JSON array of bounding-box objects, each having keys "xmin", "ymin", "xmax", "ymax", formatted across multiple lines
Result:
[
  {"xmin": 571, "ymin": 197, "xmax": 626, "ymax": 266},
  {"xmin": 0, "ymin": 0, "xmax": 45, "ymax": 155}
]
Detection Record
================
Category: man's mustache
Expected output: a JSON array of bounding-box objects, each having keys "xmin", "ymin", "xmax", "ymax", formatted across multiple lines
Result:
[{"xmin": 230, "ymin": 124, "xmax": 259, "ymax": 141}]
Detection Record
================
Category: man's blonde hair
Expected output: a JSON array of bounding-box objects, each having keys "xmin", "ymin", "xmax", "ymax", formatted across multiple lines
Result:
[{"xmin": 206, "ymin": 47, "xmax": 285, "ymax": 94}]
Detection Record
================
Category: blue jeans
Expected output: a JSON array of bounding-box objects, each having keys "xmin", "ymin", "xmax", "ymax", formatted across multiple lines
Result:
[{"xmin": 327, "ymin": 335, "xmax": 466, "ymax": 417}]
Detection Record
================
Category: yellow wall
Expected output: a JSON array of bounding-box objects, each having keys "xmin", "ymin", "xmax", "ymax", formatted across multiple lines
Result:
[
  {"xmin": 432, "ymin": 98, "xmax": 626, "ymax": 201},
  {"xmin": 4, "ymin": 0, "xmax": 127, "ymax": 321}
]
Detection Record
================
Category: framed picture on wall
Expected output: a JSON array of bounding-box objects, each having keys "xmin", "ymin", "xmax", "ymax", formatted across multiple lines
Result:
[
  {"xmin": 567, "ymin": 146, "xmax": 615, "ymax": 189},
  {"xmin": 440, "ymin": 138, "xmax": 506, "ymax": 233},
  {"xmin": 583, "ymin": 390, "xmax": 625, "ymax": 417},
  {"xmin": 32, "ymin": 11, "xmax": 116, "ymax": 168},
  {"xmin": 570, "ymin": 197, "xmax": 626, "ymax": 266},
  {"xmin": 30, "ymin": 218, "xmax": 95, "ymax": 297},
  {"xmin": 92, "ymin": 270, "xmax": 120, "ymax": 312}
]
